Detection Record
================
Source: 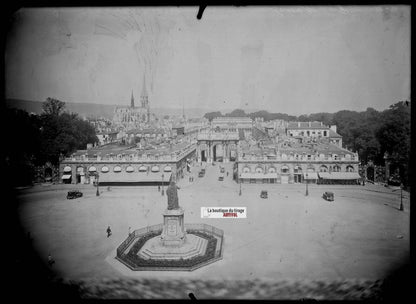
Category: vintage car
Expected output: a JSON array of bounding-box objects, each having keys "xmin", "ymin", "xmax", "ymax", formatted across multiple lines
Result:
[
  {"xmin": 67, "ymin": 190, "xmax": 83, "ymax": 199},
  {"xmin": 218, "ymin": 176, "xmax": 224, "ymax": 181},
  {"xmin": 198, "ymin": 171, "xmax": 205, "ymax": 177},
  {"xmin": 260, "ymin": 190, "xmax": 268, "ymax": 199},
  {"xmin": 322, "ymin": 191, "xmax": 334, "ymax": 201}
]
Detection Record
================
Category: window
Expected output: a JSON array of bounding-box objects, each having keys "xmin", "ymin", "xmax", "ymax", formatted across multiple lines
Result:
[
  {"xmin": 164, "ymin": 166, "xmax": 172, "ymax": 172},
  {"xmin": 243, "ymin": 167, "xmax": 250, "ymax": 173},
  {"xmin": 113, "ymin": 166, "xmax": 122, "ymax": 173},
  {"xmin": 139, "ymin": 166, "xmax": 147, "ymax": 172},
  {"xmin": 346, "ymin": 166, "xmax": 354, "ymax": 172},
  {"xmin": 255, "ymin": 167, "xmax": 263, "ymax": 173},
  {"xmin": 319, "ymin": 165, "xmax": 328, "ymax": 172},
  {"xmin": 151, "ymin": 166, "xmax": 160, "ymax": 172},
  {"xmin": 268, "ymin": 167, "xmax": 276, "ymax": 173},
  {"xmin": 333, "ymin": 165, "xmax": 341, "ymax": 172},
  {"xmin": 281, "ymin": 166, "xmax": 289, "ymax": 174},
  {"xmin": 88, "ymin": 166, "xmax": 97, "ymax": 172},
  {"xmin": 101, "ymin": 166, "xmax": 109, "ymax": 173},
  {"xmin": 126, "ymin": 166, "xmax": 134, "ymax": 173}
]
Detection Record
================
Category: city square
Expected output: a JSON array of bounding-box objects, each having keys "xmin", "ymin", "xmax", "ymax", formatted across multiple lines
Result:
[
  {"xmin": 16, "ymin": 161, "xmax": 409, "ymax": 298},
  {"xmin": 5, "ymin": 6, "xmax": 410, "ymax": 300}
]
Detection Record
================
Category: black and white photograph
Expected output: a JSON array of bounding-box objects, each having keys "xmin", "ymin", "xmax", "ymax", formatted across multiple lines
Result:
[{"xmin": 4, "ymin": 5, "xmax": 411, "ymax": 300}]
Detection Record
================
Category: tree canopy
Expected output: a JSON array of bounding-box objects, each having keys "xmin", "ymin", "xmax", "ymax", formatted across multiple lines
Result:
[
  {"xmin": 203, "ymin": 111, "xmax": 223, "ymax": 122},
  {"xmin": 3, "ymin": 98, "xmax": 98, "ymax": 185}
]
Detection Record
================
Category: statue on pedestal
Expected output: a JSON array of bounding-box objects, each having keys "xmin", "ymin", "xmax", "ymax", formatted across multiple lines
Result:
[{"xmin": 167, "ymin": 175, "xmax": 180, "ymax": 210}]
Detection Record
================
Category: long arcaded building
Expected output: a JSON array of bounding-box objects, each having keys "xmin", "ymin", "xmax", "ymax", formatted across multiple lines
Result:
[{"xmin": 60, "ymin": 140, "xmax": 196, "ymax": 186}]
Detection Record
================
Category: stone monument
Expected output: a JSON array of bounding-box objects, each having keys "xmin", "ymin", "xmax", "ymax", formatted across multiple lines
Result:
[
  {"xmin": 160, "ymin": 175, "xmax": 187, "ymax": 246},
  {"xmin": 116, "ymin": 173, "xmax": 225, "ymax": 269}
]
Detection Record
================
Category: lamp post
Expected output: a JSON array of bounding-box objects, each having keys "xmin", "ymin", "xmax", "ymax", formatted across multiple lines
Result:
[
  {"xmin": 305, "ymin": 172, "xmax": 309, "ymax": 196},
  {"xmin": 239, "ymin": 174, "xmax": 242, "ymax": 196},
  {"xmin": 161, "ymin": 174, "xmax": 165, "ymax": 196},
  {"xmin": 96, "ymin": 172, "xmax": 100, "ymax": 196},
  {"xmin": 399, "ymin": 183, "xmax": 404, "ymax": 211}
]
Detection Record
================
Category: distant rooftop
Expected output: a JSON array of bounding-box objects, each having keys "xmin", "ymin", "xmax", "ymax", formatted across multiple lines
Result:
[
  {"xmin": 73, "ymin": 140, "xmax": 193, "ymax": 157},
  {"xmin": 241, "ymin": 140, "xmax": 354, "ymax": 156},
  {"xmin": 212, "ymin": 117, "xmax": 253, "ymax": 121},
  {"xmin": 287, "ymin": 121, "xmax": 328, "ymax": 129}
]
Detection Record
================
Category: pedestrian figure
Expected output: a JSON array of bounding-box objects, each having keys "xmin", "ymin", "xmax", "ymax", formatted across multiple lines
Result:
[
  {"xmin": 158, "ymin": 185, "xmax": 161, "ymax": 192},
  {"xmin": 107, "ymin": 226, "xmax": 112, "ymax": 238},
  {"xmin": 48, "ymin": 253, "xmax": 55, "ymax": 267},
  {"xmin": 227, "ymin": 172, "xmax": 229, "ymax": 177}
]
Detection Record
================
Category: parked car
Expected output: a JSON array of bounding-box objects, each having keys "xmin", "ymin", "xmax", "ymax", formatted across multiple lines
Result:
[
  {"xmin": 220, "ymin": 167, "xmax": 225, "ymax": 173},
  {"xmin": 67, "ymin": 190, "xmax": 83, "ymax": 199},
  {"xmin": 218, "ymin": 176, "xmax": 224, "ymax": 181},
  {"xmin": 322, "ymin": 191, "xmax": 334, "ymax": 201},
  {"xmin": 260, "ymin": 190, "xmax": 268, "ymax": 199},
  {"xmin": 201, "ymin": 168, "xmax": 206, "ymax": 174},
  {"xmin": 198, "ymin": 171, "xmax": 205, "ymax": 177}
]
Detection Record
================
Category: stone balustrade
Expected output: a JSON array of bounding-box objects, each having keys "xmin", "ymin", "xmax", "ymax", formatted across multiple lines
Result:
[
  {"xmin": 65, "ymin": 145, "xmax": 197, "ymax": 163},
  {"xmin": 238, "ymin": 154, "xmax": 358, "ymax": 162}
]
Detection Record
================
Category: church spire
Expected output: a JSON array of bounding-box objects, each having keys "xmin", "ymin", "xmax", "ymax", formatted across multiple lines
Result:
[
  {"xmin": 141, "ymin": 73, "xmax": 148, "ymax": 100},
  {"xmin": 130, "ymin": 90, "xmax": 135, "ymax": 108},
  {"xmin": 140, "ymin": 72, "xmax": 149, "ymax": 110}
]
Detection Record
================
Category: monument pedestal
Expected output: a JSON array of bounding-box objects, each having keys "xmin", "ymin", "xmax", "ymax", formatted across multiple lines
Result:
[{"xmin": 160, "ymin": 207, "xmax": 187, "ymax": 246}]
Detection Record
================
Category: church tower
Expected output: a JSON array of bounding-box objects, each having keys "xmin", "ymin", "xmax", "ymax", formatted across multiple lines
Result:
[
  {"xmin": 140, "ymin": 73, "xmax": 148, "ymax": 109},
  {"xmin": 130, "ymin": 90, "xmax": 135, "ymax": 108},
  {"xmin": 140, "ymin": 73, "xmax": 150, "ymax": 122}
]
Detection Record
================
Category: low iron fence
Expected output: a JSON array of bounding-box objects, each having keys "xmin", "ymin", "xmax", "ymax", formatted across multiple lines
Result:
[{"xmin": 116, "ymin": 223, "xmax": 224, "ymax": 271}]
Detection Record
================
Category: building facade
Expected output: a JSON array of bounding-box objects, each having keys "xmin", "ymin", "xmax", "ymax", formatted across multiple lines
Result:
[
  {"xmin": 196, "ymin": 130, "xmax": 239, "ymax": 163},
  {"xmin": 236, "ymin": 150, "xmax": 360, "ymax": 184},
  {"xmin": 211, "ymin": 117, "xmax": 253, "ymax": 135},
  {"xmin": 60, "ymin": 144, "xmax": 196, "ymax": 186},
  {"xmin": 286, "ymin": 121, "xmax": 343, "ymax": 147}
]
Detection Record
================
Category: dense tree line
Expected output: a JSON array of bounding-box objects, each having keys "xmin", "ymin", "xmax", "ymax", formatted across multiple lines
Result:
[
  {"xmin": 4, "ymin": 98, "xmax": 98, "ymax": 186},
  {"xmin": 204, "ymin": 101, "xmax": 410, "ymax": 185}
]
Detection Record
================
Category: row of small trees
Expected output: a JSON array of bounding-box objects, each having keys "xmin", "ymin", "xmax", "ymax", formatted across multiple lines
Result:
[{"xmin": 4, "ymin": 98, "xmax": 98, "ymax": 186}]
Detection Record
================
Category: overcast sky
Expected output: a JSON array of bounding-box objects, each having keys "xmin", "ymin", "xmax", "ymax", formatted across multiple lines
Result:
[{"xmin": 5, "ymin": 6, "xmax": 410, "ymax": 115}]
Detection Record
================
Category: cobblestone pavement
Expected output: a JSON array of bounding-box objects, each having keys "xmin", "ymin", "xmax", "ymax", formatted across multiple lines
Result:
[
  {"xmin": 67, "ymin": 277, "xmax": 384, "ymax": 300},
  {"xmin": 16, "ymin": 162, "xmax": 409, "ymax": 299}
]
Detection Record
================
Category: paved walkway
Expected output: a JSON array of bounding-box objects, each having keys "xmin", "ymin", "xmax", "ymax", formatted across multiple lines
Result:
[{"xmin": 16, "ymin": 162, "xmax": 409, "ymax": 298}]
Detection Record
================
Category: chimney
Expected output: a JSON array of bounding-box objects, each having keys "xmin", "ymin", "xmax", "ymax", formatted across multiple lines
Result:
[{"xmin": 330, "ymin": 125, "xmax": 337, "ymax": 133}]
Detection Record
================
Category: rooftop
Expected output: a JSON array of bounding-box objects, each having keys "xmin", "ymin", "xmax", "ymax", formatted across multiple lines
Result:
[
  {"xmin": 240, "ymin": 139, "xmax": 354, "ymax": 156},
  {"xmin": 73, "ymin": 140, "xmax": 194, "ymax": 157},
  {"xmin": 287, "ymin": 121, "xmax": 328, "ymax": 129}
]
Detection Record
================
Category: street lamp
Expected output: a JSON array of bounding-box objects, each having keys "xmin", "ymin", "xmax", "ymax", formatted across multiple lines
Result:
[
  {"xmin": 96, "ymin": 172, "xmax": 100, "ymax": 196},
  {"xmin": 239, "ymin": 174, "xmax": 242, "ymax": 196},
  {"xmin": 400, "ymin": 183, "xmax": 404, "ymax": 211},
  {"xmin": 161, "ymin": 174, "xmax": 165, "ymax": 196},
  {"xmin": 305, "ymin": 172, "xmax": 309, "ymax": 196}
]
